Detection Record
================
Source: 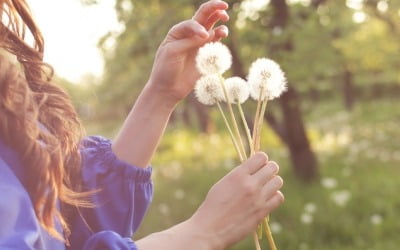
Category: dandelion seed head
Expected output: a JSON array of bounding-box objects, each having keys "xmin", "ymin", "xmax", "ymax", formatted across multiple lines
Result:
[
  {"xmin": 196, "ymin": 42, "xmax": 232, "ymax": 75},
  {"xmin": 194, "ymin": 75, "xmax": 224, "ymax": 105},
  {"xmin": 331, "ymin": 190, "xmax": 351, "ymax": 207},
  {"xmin": 224, "ymin": 77, "xmax": 250, "ymax": 104},
  {"xmin": 370, "ymin": 214, "xmax": 383, "ymax": 225},
  {"xmin": 321, "ymin": 177, "xmax": 338, "ymax": 189},
  {"xmin": 304, "ymin": 202, "xmax": 317, "ymax": 214},
  {"xmin": 174, "ymin": 189, "xmax": 185, "ymax": 200},
  {"xmin": 158, "ymin": 203, "xmax": 170, "ymax": 215},
  {"xmin": 248, "ymin": 58, "xmax": 287, "ymax": 100},
  {"xmin": 300, "ymin": 213, "xmax": 313, "ymax": 224},
  {"xmin": 270, "ymin": 222, "xmax": 282, "ymax": 233}
]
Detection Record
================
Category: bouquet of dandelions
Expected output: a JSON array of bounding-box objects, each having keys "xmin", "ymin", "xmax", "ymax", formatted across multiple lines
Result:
[{"xmin": 194, "ymin": 42, "xmax": 287, "ymax": 250}]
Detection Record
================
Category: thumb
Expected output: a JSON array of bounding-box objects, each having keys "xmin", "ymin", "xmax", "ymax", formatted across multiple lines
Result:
[{"xmin": 164, "ymin": 20, "xmax": 210, "ymax": 52}]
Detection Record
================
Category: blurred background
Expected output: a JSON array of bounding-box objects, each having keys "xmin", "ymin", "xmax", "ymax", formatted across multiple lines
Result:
[{"xmin": 35, "ymin": 0, "xmax": 400, "ymax": 249}]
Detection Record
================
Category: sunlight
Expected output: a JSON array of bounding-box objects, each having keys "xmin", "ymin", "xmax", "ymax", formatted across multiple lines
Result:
[
  {"xmin": 377, "ymin": 1, "xmax": 389, "ymax": 13},
  {"xmin": 352, "ymin": 11, "xmax": 367, "ymax": 23},
  {"xmin": 28, "ymin": 0, "xmax": 121, "ymax": 83},
  {"xmin": 346, "ymin": 0, "xmax": 363, "ymax": 10}
]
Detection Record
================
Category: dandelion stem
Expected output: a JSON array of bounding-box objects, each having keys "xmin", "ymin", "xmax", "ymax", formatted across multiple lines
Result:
[
  {"xmin": 252, "ymin": 231, "xmax": 262, "ymax": 250},
  {"xmin": 219, "ymin": 75, "xmax": 247, "ymax": 159},
  {"xmin": 257, "ymin": 223, "xmax": 263, "ymax": 240},
  {"xmin": 217, "ymin": 102, "xmax": 244, "ymax": 161},
  {"xmin": 263, "ymin": 217, "xmax": 277, "ymax": 250},
  {"xmin": 255, "ymin": 100, "xmax": 268, "ymax": 151},
  {"xmin": 252, "ymin": 91, "xmax": 263, "ymax": 153},
  {"xmin": 237, "ymin": 102, "xmax": 253, "ymax": 156}
]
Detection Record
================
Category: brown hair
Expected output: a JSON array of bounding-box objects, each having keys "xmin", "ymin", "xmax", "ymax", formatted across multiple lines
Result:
[{"xmin": 0, "ymin": 0, "xmax": 90, "ymax": 241}]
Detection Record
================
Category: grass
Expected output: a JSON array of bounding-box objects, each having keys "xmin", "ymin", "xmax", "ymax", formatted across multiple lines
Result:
[{"xmin": 87, "ymin": 97, "xmax": 400, "ymax": 249}]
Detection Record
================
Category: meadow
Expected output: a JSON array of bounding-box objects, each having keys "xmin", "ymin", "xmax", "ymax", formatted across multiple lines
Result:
[{"xmin": 113, "ymin": 97, "xmax": 400, "ymax": 250}]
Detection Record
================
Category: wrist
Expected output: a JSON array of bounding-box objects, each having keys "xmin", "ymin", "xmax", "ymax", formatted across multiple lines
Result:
[
  {"xmin": 143, "ymin": 80, "xmax": 181, "ymax": 111},
  {"xmin": 182, "ymin": 218, "xmax": 223, "ymax": 250}
]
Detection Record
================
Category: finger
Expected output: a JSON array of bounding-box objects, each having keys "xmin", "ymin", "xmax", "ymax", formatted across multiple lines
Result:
[
  {"xmin": 252, "ymin": 161, "xmax": 279, "ymax": 186},
  {"xmin": 192, "ymin": 0, "xmax": 229, "ymax": 27},
  {"xmin": 168, "ymin": 20, "xmax": 209, "ymax": 40},
  {"xmin": 262, "ymin": 175, "xmax": 284, "ymax": 200},
  {"xmin": 210, "ymin": 25, "xmax": 228, "ymax": 42},
  {"xmin": 241, "ymin": 152, "xmax": 269, "ymax": 175},
  {"xmin": 204, "ymin": 9, "xmax": 229, "ymax": 30},
  {"xmin": 163, "ymin": 20, "xmax": 211, "ymax": 53},
  {"xmin": 264, "ymin": 191, "xmax": 285, "ymax": 213}
]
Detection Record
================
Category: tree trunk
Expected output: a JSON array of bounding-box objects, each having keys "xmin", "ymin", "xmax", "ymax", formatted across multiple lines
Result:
[
  {"xmin": 188, "ymin": 94, "xmax": 213, "ymax": 133},
  {"xmin": 269, "ymin": 0, "xmax": 319, "ymax": 181},
  {"xmin": 342, "ymin": 68, "xmax": 355, "ymax": 110},
  {"xmin": 279, "ymin": 88, "xmax": 318, "ymax": 180}
]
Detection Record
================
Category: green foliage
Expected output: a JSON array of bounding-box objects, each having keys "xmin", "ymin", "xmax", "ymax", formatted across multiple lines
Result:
[{"xmin": 94, "ymin": 0, "xmax": 400, "ymax": 125}]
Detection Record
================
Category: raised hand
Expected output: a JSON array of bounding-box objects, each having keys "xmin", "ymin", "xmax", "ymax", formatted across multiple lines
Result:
[{"xmin": 147, "ymin": 0, "xmax": 230, "ymax": 107}]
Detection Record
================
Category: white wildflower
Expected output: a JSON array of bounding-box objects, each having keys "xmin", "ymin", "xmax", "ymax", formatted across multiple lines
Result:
[
  {"xmin": 174, "ymin": 189, "xmax": 185, "ymax": 200},
  {"xmin": 300, "ymin": 213, "xmax": 313, "ymax": 224},
  {"xmin": 304, "ymin": 202, "xmax": 317, "ymax": 214},
  {"xmin": 331, "ymin": 190, "xmax": 351, "ymax": 207},
  {"xmin": 370, "ymin": 214, "xmax": 383, "ymax": 225},
  {"xmin": 270, "ymin": 222, "xmax": 282, "ymax": 233},
  {"xmin": 194, "ymin": 75, "xmax": 224, "ymax": 105},
  {"xmin": 321, "ymin": 177, "xmax": 338, "ymax": 189},
  {"xmin": 158, "ymin": 203, "xmax": 170, "ymax": 215},
  {"xmin": 224, "ymin": 77, "xmax": 250, "ymax": 104},
  {"xmin": 248, "ymin": 58, "xmax": 287, "ymax": 100},
  {"xmin": 196, "ymin": 42, "xmax": 232, "ymax": 75}
]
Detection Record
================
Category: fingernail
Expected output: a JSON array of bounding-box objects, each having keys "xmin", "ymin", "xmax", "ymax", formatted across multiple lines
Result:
[
  {"xmin": 268, "ymin": 162, "xmax": 278, "ymax": 173},
  {"xmin": 222, "ymin": 26, "xmax": 229, "ymax": 36}
]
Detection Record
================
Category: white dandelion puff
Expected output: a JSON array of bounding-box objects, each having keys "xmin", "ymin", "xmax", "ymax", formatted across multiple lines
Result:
[
  {"xmin": 248, "ymin": 58, "xmax": 287, "ymax": 101},
  {"xmin": 158, "ymin": 203, "xmax": 170, "ymax": 215},
  {"xmin": 194, "ymin": 75, "xmax": 224, "ymax": 105},
  {"xmin": 174, "ymin": 189, "xmax": 185, "ymax": 200},
  {"xmin": 304, "ymin": 202, "xmax": 317, "ymax": 214},
  {"xmin": 370, "ymin": 214, "xmax": 383, "ymax": 225},
  {"xmin": 321, "ymin": 177, "xmax": 338, "ymax": 189},
  {"xmin": 196, "ymin": 42, "xmax": 232, "ymax": 75},
  {"xmin": 270, "ymin": 222, "xmax": 282, "ymax": 233},
  {"xmin": 300, "ymin": 213, "xmax": 313, "ymax": 225},
  {"xmin": 224, "ymin": 77, "xmax": 250, "ymax": 104},
  {"xmin": 331, "ymin": 190, "xmax": 351, "ymax": 207}
]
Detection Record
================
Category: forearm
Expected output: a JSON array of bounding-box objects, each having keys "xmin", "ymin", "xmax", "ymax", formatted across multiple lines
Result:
[
  {"xmin": 112, "ymin": 83, "xmax": 177, "ymax": 168},
  {"xmin": 136, "ymin": 219, "xmax": 221, "ymax": 250}
]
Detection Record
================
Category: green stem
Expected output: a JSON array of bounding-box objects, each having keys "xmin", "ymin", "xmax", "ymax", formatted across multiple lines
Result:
[
  {"xmin": 252, "ymin": 231, "xmax": 262, "ymax": 250},
  {"xmin": 263, "ymin": 217, "xmax": 277, "ymax": 250},
  {"xmin": 255, "ymin": 99, "xmax": 268, "ymax": 151},
  {"xmin": 252, "ymin": 91, "xmax": 263, "ymax": 153},
  {"xmin": 237, "ymin": 102, "xmax": 253, "ymax": 156},
  {"xmin": 257, "ymin": 223, "xmax": 263, "ymax": 240},
  {"xmin": 217, "ymin": 102, "xmax": 244, "ymax": 162}
]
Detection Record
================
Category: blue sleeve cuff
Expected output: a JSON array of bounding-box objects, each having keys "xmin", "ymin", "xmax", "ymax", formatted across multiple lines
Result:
[
  {"xmin": 83, "ymin": 231, "xmax": 138, "ymax": 250},
  {"xmin": 81, "ymin": 135, "xmax": 152, "ymax": 183}
]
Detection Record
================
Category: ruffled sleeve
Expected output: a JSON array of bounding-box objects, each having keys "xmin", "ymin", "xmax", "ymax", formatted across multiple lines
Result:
[{"xmin": 68, "ymin": 136, "xmax": 153, "ymax": 250}]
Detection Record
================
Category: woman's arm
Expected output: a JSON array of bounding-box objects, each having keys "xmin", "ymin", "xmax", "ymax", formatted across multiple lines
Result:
[{"xmin": 112, "ymin": 0, "xmax": 230, "ymax": 168}]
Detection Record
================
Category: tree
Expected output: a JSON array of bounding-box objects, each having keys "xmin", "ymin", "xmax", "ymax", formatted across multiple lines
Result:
[{"xmin": 94, "ymin": 0, "xmax": 399, "ymax": 181}]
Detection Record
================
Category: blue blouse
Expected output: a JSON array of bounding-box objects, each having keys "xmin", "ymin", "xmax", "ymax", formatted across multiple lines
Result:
[{"xmin": 0, "ymin": 136, "xmax": 153, "ymax": 250}]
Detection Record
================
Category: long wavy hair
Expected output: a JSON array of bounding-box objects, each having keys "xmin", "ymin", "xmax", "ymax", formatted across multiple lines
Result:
[{"xmin": 0, "ymin": 0, "xmax": 90, "ymax": 241}]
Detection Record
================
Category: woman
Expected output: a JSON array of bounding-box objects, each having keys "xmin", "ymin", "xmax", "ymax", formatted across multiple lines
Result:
[{"xmin": 0, "ymin": 0, "xmax": 284, "ymax": 249}]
